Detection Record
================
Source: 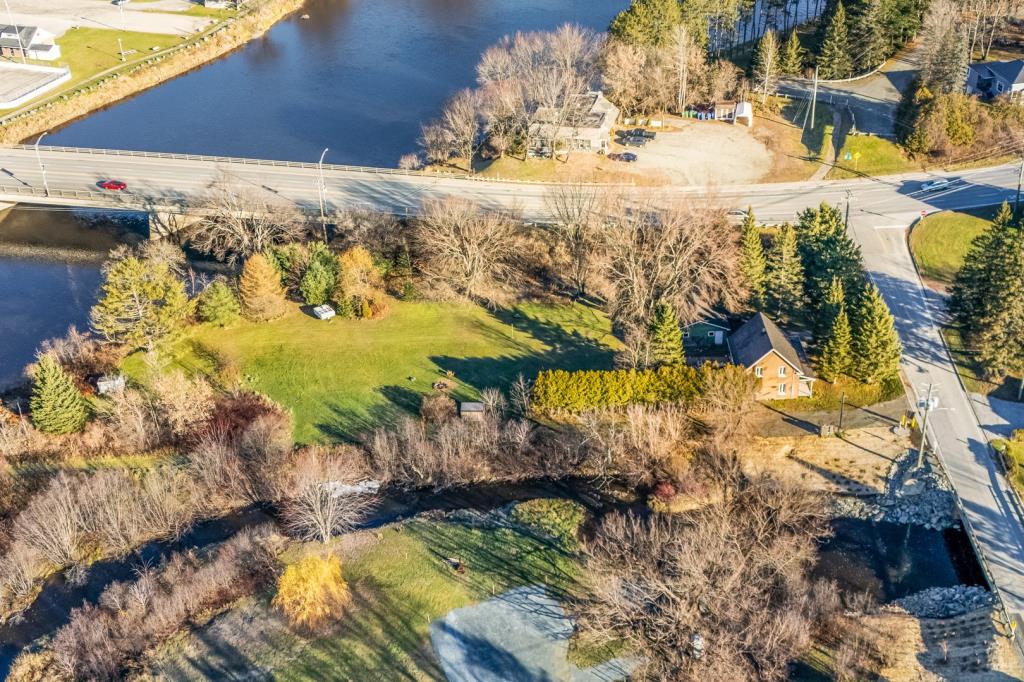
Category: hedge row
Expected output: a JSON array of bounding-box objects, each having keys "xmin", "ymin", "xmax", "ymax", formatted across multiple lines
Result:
[{"xmin": 532, "ymin": 366, "xmax": 702, "ymax": 413}]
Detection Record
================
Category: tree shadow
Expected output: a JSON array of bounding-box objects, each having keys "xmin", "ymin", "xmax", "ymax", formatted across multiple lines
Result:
[{"xmin": 314, "ymin": 385, "xmax": 423, "ymax": 443}]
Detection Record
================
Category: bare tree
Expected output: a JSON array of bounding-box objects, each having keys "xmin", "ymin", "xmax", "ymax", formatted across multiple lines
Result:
[
  {"xmin": 602, "ymin": 199, "xmax": 743, "ymax": 329},
  {"xmin": 12, "ymin": 472, "xmax": 86, "ymax": 568},
  {"xmin": 412, "ymin": 197, "xmax": 520, "ymax": 301},
  {"xmin": 694, "ymin": 364, "xmax": 760, "ymax": 445},
  {"xmin": 280, "ymin": 448, "xmax": 373, "ymax": 543},
  {"xmin": 665, "ymin": 24, "xmax": 708, "ymax": 114},
  {"xmin": 544, "ymin": 181, "xmax": 607, "ymax": 296},
  {"xmin": 189, "ymin": 175, "xmax": 306, "ymax": 264}
]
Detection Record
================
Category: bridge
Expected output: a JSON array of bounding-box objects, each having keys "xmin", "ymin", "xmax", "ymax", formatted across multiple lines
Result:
[{"xmin": 4, "ymin": 143, "xmax": 1024, "ymax": 635}]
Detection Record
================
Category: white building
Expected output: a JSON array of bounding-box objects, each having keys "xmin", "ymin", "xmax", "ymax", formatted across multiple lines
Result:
[
  {"xmin": 0, "ymin": 25, "xmax": 61, "ymax": 61},
  {"xmin": 528, "ymin": 91, "xmax": 619, "ymax": 156}
]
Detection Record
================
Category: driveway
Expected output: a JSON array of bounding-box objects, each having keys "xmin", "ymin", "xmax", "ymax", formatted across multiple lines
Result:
[
  {"xmin": 971, "ymin": 393, "xmax": 1024, "ymax": 441},
  {"xmin": 431, "ymin": 585, "xmax": 636, "ymax": 682}
]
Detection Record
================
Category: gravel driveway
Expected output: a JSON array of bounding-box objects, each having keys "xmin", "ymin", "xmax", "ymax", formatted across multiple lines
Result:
[{"xmin": 431, "ymin": 585, "xmax": 636, "ymax": 682}]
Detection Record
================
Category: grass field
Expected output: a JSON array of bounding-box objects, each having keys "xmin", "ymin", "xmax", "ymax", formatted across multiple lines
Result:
[
  {"xmin": 53, "ymin": 28, "xmax": 186, "ymax": 91},
  {"xmin": 155, "ymin": 517, "xmax": 583, "ymax": 680},
  {"xmin": 909, "ymin": 205, "xmax": 997, "ymax": 287},
  {"xmin": 127, "ymin": 300, "xmax": 618, "ymax": 443},
  {"xmin": 940, "ymin": 325, "xmax": 1023, "ymax": 400},
  {"xmin": 994, "ymin": 438, "xmax": 1024, "ymax": 496},
  {"xmin": 826, "ymin": 134, "xmax": 917, "ymax": 179}
]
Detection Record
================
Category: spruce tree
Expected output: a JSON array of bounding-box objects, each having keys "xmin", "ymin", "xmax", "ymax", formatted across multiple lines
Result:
[
  {"xmin": 795, "ymin": 202, "xmax": 865, "ymax": 321},
  {"xmin": 300, "ymin": 256, "xmax": 336, "ymax": 306},
  {"xmin": 753, "ymin": 30, "xmax": 781, "ymax": 103},
  {"xmin": 765, "ymin": 222, "xmax": 804, "ymax": 318},
  {"xmin": 853, "ymin": 0, "xmax": 888, "ymax": 72},
  {"xmin": 819, "ymin": 303, "xmax": 853, "ymax": 382},
  {"xmin": 821, "ymin": 276, "xmax": 846, "ymax": 332},
  {"xmin": 739, "ymin": 208, "xmax": 767, "ymax": 308},
  {"xmin": 30, "ymin": 355, "xmax": 88, "ymax": 435},
  {"xmin": 780, "ymin": 29, "xmax": 805, "ymax": 76},
  {"xmin": 90, "ymin": 250, "xmax": 192, "ymax": 351},
  {"xmin": 609, "ymin": 0, "xmax": 682, "ymax": 47},
  {"xmin": 647, "ymin": 300, "xmax": 685, "ymax": 366},
  {"xmin": 239, "ymin": 253, "xmax": 289, "ymax": 322},
  {"xmin": 852, "ymin": 284, "xmax": 902, "ymax": 384},
  {"xmin": 950, "ymin": 202, "xmax": 1015, "ymax": 334},
  {"xmin": 818, "ymin": 1, "xmax": 853, "ymax": 80},
  {"xmin": 197, "ymin": 280, "xmax": 240, "ymax": 326}
]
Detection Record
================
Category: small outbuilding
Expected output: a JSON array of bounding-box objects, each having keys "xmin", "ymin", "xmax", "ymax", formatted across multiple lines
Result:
[
  {"xmin": 734, "ymin": 101, "xmax": 754, "ymax": 127},
  {"xmin": 312, "ymin": 304, "xmax": 336, "ymax": 320},
  {"xmin": 458, "ymin": 401, "xmax": 485, "ymax": 420},
  {"xmin": 96, "ymin": 374, "xmax": 126, "ymax": 395}
]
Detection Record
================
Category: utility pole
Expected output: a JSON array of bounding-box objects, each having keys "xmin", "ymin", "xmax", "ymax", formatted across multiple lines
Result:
[
  {"xmin": 2, "ymin": 0, "xmax": 26, "ymax": 64},
  {"xmin": 317, "ymin": 147, "xmax": 329, "ymax": 242},
  {"xmin": 34, "ymin": 131, "xmax": 49, "ymax": 197},
  {"xmin": 118, "ymin": 37, "xmax": 125, "ymax": 62},
  {"xmin": 1015, "ymin": 154, "xmax": 1023, "ymax": 215},
  {"xmin": 916, "ymin": 383, "xmax": 936, "ymax": 469},
  {"xmin": 844, "ymin": 189, "xmax": 852, "ymax": 230},
  {"xmin": 838, "ymin": 392, "xmax": 846, "ymax": 432},
  {"xmin": 810, "ymin": 66, "xmax": 818, "ymax": 127}
]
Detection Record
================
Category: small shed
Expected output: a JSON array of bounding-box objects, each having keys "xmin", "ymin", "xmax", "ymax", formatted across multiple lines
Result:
[
  {"xmin": 312, "ymin": 304, "xmax": 336, "ymax": 320},
  {"xmin": 96, "ymin": 374, "xmax": 126, "ymax": 395},
  {"xmin": 735, "ymin": 101, "xmax": 754, "ymax": 127},
  {"xmin": 458, "ymin": 401, "xmax": 485, "ymax": 420}
]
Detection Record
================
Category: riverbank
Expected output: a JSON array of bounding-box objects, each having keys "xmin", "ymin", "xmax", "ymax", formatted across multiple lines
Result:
[{"xmin": 0, "ymin": 0, "xmax": 306, "ymax": 145}]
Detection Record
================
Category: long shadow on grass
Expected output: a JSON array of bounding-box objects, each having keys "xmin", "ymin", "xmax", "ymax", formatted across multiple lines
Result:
[
  {"xmin": 316, "ymin": 386, "xmax": 422, "ymax": 443},
  {"xmin": 430, "ymin": 306, "xmax": 615, "ymax": 393}
]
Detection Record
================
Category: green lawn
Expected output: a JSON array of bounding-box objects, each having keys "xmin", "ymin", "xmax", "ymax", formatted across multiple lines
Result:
[
  {"xmin": 127, "ymin": 300, "xmax": 618, "ymax": 443},
  {"xmin": 826, "ymin": 134, "xmax": 917, "ymax": 179},
  {"xmin": 941, "ymin": 325, "xmax": 1023, "ymax": 400},
  {"xmin": 909, "ymin": 205, "xmax": 998, "ymax": 287},
  {"xmin": 994, "ymin": 438, "xmax": 1024, "ymax": 496},
  {"xmin": 52, "ymin": 27, "xmax": 185, "ymax": 90}
]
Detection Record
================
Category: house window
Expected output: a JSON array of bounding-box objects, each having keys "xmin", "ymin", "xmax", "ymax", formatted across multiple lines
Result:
[
  {"xmin": 707, "ymin": 331, "xmax": 715, "ymax": 337},
  {"xmin": 754, "ymin": 367, "xmax": 763, "ymax": 378},
  {"xmin": 998, "ymin": 83, "xmax": 1005, "ymax": 93},
  {"xmin": 778, "ymin": 366, "xmax": 787, "ymax": 377},
  {"xmin": 682, "ymin": 331, "xmax": 690, "ymax": 339},
  {"xmin": 778, "ymin": 384, "xmax": 787, "ymax": 396}
]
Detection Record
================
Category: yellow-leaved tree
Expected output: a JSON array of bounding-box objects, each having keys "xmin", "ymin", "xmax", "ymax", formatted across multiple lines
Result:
[{"xmin": 273, "ymin": 554, "xmax": 351, "ymax": 631}]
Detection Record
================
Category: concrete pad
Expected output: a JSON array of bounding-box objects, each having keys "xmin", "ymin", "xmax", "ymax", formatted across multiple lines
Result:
[
  {"xmin": 4, "ymin": 0, "xmax": 208, "ymax": 38},
  {"xmin": 971, "ymin": 393, "xmax": 1024, "ymax": 440},
  {"xmin": 0, "ymin": 62, "xmax": 70, "ymax": 109},
  {"xmin": 431, "ymin": 585, "xmax": 636, "ymax": 682}
]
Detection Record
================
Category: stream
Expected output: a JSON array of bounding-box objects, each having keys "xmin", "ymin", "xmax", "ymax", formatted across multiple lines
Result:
[{"xmin": 0, "ymin": 479, "xmax": 986, "ymax": 679}]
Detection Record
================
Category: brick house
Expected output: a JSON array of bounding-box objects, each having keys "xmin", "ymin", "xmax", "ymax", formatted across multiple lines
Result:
[{"xmin": 728, "ymin": 313, "xmax": 815, "ymax": 400}]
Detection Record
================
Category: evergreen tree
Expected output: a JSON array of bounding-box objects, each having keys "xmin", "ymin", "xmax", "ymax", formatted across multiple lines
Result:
[
  {"xmin": 818, "ymin": 0, "xmax": 853, "ymax": 79},
  {"xmin": 90, "ymin": 250, "xmax": 192, "ymax": 351},
  {"xmin": 795, "ymin": 202, "xmax": 865, "ymax": 324},
  {"xmin": 739, "ymin": 208, "xmax": 767, "ymax": 308},
  {"xmin": 300, "ymin": 256, "xmax": 337, "ymax": 306},
  {"xmin": 821, "ymin": 276, "xmax": 846, "ymax": 332},
  {"xmin": 30, "ymin": 354, "xmax": 88, "ymax": 435},
  {"xmin": 609, "ymin": 0, "xmax": 682, "ymax": 47},
  {"xmin": 819, "ymin": 303, "xmax": 854, "ymax": 382},
  {"xmin": 852, "ymin": 284, "xmax": 902, "ymax": 384},
  {"xmin": 853, "ymin": 0, "xmax": 888, "ymax": 72},
  {"xmin": 780, "ymin": 30, "xmax": 805, "ymax": 76},
  {"xmin": 197, "ymin": 280, "xmax": 240, "ymax": 326},
  {"xmin": 239, "ymin": 253, "xmax": 289, "ymax": 322},
  {"xmin": 753, "ymin": 30, "xmax": 781, "ymax": 103},
  {"xmin": 647, "ymin": 300, "xmax": 685, "ymax": 366},
  {"xmin": 950, "ymin": 202, "xmax": 1015, "ymax": 334},
  {"xmin": 359, "ymin": 297, "xmax": 373, "ymax": 319},
  {"xmin": 765, "ymin": 223, "xmax": 805, "ymax": 318}
]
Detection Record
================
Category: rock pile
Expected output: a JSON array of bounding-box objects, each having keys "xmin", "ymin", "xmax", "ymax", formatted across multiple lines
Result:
[{"xmin": 889, "ymin": 586, "xmax": 993, "ymax": 619}]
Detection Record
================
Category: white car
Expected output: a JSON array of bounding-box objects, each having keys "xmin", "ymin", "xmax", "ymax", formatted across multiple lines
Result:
[{"xmin": 920, "ymin": 178, "xmax": 952, "ymax": 193}]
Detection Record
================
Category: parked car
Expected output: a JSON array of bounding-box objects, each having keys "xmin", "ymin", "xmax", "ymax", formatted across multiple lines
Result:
[
  {"xmin": 112, "ymin": 0, "xmax": 130, "ymax": 5},
  {"xmin": 637, "ymin": 129, "xmax": 656, "ymax": 139},
  {"xmin": 919, "ymin": 177, "xmax": 952, "ymax": 193},
  {"xmin": 726, "ymin": 208, "xmax": 749, "ymax": 222},
  {"xmin": 97, "ymin": 179, "xmax": 127, "ymax": 191},
  {"xmin": 622, "ymin": 136, "xmax": 647, "ymax": 148},
  {"xmin": 609, "ymin": 152, "xmax": 638, "ymax": 162}
]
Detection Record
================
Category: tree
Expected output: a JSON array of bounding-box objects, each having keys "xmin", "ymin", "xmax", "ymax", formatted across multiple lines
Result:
[
  {"xmin": 739, "ymin": 208, "xmax": 767, "ymax": 308},
  {"xmin": 765, "ymin": 223, "xmax": 804, "ymax": 318},
  {"xmin": 794, "ymin": 203, "xmax": 864, "ymax": 322},
  {"xmin": 818, "ymin": 1, "xmax": 853, "ymax": 79},
  {"xmin": 950, "ymin": 202, "xmax": 1015, "ymax": 333},
  {"xmin": 190, "ymin": 177, "xmax": 305, "ymax": 264},
  {"xmin": 299, "ymin": 252, "xmax": 337, "ymax": 306},
  {"xmin": 853, "ymin": 0, "xmax": 889, "ymax": 71},
  {"xmin": 609, "ymin": 0, "xmax": 682, "ymax": 47},
  {"xmin": 90, "ymin": 247, "xmax": 192, "ymax": 351},
  {"xmin": 419, "ymin": 88, "xmax": 481, "ymax": 168},
  {"xmin": 280, "ymin": 449, "xmax": 372, "ymax": 544},
  {"xmin": 273, "ymin": 555, "xmax": 352, "ymax": 631},
  {"xmin": 820, "ymin": 276, "xmax": 847, "ymax": 337},
  {"xmin": 30, "ymin": 355, "xmax": 88, "ymax": 435},
  {"xmin": 197, "ymin": 280, "xmax": 240, "ymax": 326},
  {"xmin": 239, "ymin": 253, "xmax": 289, "ymax": 322},
  {"xmin": 780, "ymin": 30, "xmax": 805, "ymax": 76},
  {"xmin": 665, "ymin": 24, "xmax": 708, "ymax": 114},
  {"xmin": 544, "ymin": 182, "xmax": 605, "ymax": 295},
  {"xmin": 819, "ymin": 303, "xmax": 854, "ymax": 381},
  {"xmin": 335, "ymin": 245, "xmax": 382, "ymax": 302},
  {"xmin": 647, "ymin": 301, "xmax": 686, "ymax": 366},
  {"xmin": 920, "ymin": 0, "xmax": 970, "ymax": 94},
  {"xmin": 753, "ymin": 29, "xmax": 781, "ymax": 103},
  {"xmin": 852, "ymin": 284, "xmax": 902, "ymax": 383}
]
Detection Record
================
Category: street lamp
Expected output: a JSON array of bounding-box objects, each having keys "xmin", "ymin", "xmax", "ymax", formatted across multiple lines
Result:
[
  {"xmin": 317, "ymin": 147, "xmax": 329, "ymax": 242},
  {"xmin": 915, "ymin": 383, "xmax": 938, "ymax": 469},
  {"xmin": 34, "ymin": 131, "xmax": 49, "ymax": 197}
]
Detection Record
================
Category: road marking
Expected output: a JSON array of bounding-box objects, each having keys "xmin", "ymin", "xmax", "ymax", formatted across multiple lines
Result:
[{"xmin": 873, "ymin": 224, "xmax": 907, "ymax": 230}]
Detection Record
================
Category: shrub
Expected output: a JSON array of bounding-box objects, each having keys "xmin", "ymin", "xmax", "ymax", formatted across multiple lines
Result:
[
  {"xmin": 420, "ymin": 391, "xmax": 456, "ymax": 424},
  {"xmin": 273, "ymin": 554, "xmax": 351, "ymax": 631},
  {"xmin": 197, "ymin": 280, "xmax": 240, "ymax": 326},
  {"xmin": 531, "ymin": 365, "xmax": 702, "ymax": 413},
  {"xmin": 511, "ymin": 499, "xmax": 586, "ymax": 549}
]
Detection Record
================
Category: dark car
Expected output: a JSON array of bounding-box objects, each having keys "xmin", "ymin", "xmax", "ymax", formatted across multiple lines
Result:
[
  {"xmin": 609, "ymin": 152, "xmax": 637, "ymax": 162},
  {"xmin": 637, "ymin": 129, "xmax": 657, "ymax": 139},
  {"xmin": 622, "ymin": 136, "xmax": 647, "ymax": 148},
  {"xmin": 98, "ymin": 179, "xmax": 127, "ymax": 191}
]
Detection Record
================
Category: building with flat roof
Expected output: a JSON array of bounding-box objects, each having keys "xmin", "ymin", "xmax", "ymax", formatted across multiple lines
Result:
[
  {"xmin": 0, "ymin": 24, "xmax": 61, "ymax": 61},
  {"xmin": 528, "ymin": 91, "xmax": 619, "ymax": 156}
]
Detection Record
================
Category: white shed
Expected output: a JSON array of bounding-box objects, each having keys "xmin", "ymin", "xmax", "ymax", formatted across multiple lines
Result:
[{"xmin": 735, "ymin": 101, "xmax": 754, "ymax": 128}]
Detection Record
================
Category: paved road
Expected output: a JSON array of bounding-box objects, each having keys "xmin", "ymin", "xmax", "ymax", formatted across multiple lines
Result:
[{"xmin": 3, "ymin": 144, "xmax": 1024, "ymax": 622}]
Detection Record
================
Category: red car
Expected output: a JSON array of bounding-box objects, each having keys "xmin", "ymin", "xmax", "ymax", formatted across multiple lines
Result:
[{"xmin": 98, "ymin": 179, "xmax": 127, "ymax": 191}]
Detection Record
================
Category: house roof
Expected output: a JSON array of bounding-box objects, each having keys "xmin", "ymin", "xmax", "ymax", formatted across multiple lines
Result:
[
  {"xmin": 683, "ymin": 318, "xmax": 730, "ymax": 331},
  {"xmin": 0, "ymin": 25, "xmax": 36, "ymax": 50},
  {"xmin": 530, "ymin": 91, "xmax": 619, "ymax": 140},
  {"xmin": 972, "ymin": 60, "xmax": 1024, "ymax": 86},
  {"xmin": 729, "ymin": 313, "xmax": 813, "ymax": 377}
]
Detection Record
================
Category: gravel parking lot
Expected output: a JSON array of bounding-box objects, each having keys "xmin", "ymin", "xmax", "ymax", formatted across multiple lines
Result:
[{"xmin": 4, "ymin": 0, "xmax": 208, "ymax": 37}]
